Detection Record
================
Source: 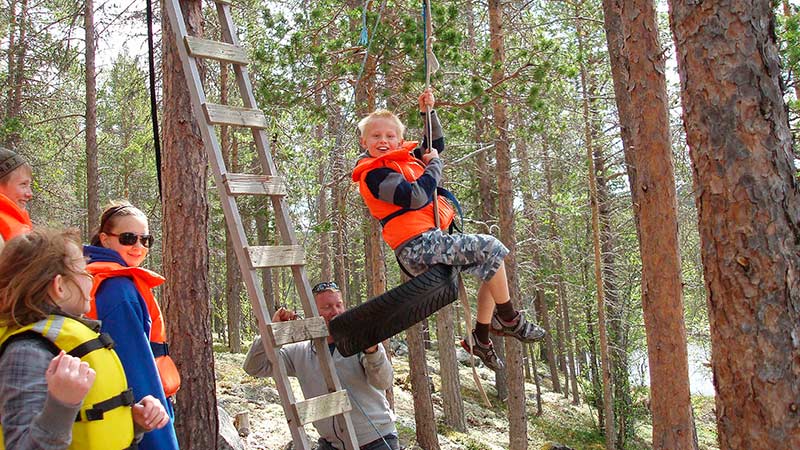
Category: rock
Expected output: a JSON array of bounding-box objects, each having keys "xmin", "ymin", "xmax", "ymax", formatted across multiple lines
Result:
[
  {"xmin": 457, "ymin": 348, "xmax": 481, "ymax": 367},
  {"xmin": 217, "ymin": 405, "xmax": 246, "ymax": 450},
  {"xmin": 391, "ymin": 339, "xmax": 409, "ymax": 356},
  {"xmin": 541, "ymin": 442, "xmax": 575, "ymax": 450},
  {"xmin": 234, "ymin": 411, "xmax": 250, "ymax": 437}
]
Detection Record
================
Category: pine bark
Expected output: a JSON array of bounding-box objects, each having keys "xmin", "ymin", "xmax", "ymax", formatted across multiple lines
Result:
[
  {"xmin": 599, "ymin": 0, "xmax": 699, "ymax": 445},
  {"xmin": 669, "ymin": 1, "xmax": 800, "ymax": 447},
  {"xmin": 161, "ymin": 0, "xmax": 218, "ymax": 446},
  {"xmin": 84, "ymin": 0, "xmax": 99, "ymax": 232},
  {"xmin": 407, "ymin": 322, "xmax": 440, "ymax": 450},
  {"xmin": 575, "ymin": 9, "xmax": 615, "ymax": 447},
  {"xmin": 436, "ymin": 305, "xmax": 466, "ymax": 431},
  {"xmin": 489, "ymin": 1, "xmax": 527, "ymax": 448}
]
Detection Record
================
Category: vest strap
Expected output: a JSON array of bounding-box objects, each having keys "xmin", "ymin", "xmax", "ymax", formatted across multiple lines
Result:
[
  {"xmin": 379, "ymin": 187, "xmax": 463, "ymax": 230},
  {"xmin": 77, "ymin": 388, "xmax": 135, "ymax": 422},
  {"xmin": 69, "ymin": 333, "xmax": 115, "ymax": 358},
  {"xmin": 150, "ymin": 341, "xmax": 169, "ymax": 357},
  {"xmin": 0, "ymin": 331, "xmax": 61, "ymax": 360}
]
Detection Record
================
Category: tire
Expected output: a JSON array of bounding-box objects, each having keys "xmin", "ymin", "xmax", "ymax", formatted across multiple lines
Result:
[{"xmin": 330, "ymin": 264, "xmax": 459, "ymax": 357}]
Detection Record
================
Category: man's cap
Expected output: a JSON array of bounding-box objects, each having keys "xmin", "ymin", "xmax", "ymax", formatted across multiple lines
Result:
[{"xmin": 0, "ymin": 147, "xmax": 26, "ymax": 180}]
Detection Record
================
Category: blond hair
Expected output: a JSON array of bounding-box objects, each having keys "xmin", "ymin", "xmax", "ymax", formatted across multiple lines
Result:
[
  {"xmin": 0, "ymin": 228, "xmax": 82, "ymax": 327},
  {"xmin": 357, "ymin": 109, "xmax": 405, "ymax": 137}
]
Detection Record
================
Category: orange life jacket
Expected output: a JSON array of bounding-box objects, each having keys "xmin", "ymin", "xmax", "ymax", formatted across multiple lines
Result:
[
  {"xmin": 86, "ymin": 261, "xmax": 181, "ymax": 397},
  {"xmin": 352, "ymin": 141, "xmax": 455, "ymax": 249},
  {"xmin": 0, "ymin": 193, "xmax": 31, "ymax": 241}
]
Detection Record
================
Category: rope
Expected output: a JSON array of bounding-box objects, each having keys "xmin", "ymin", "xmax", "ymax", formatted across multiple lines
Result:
[
  {"xmin": 145, "ymin": 0, "xmax": 162, "ymax": 198},
  {"xmin": 459, "ymin": 277, "xmax": 492, "ymax": 408},
  {"xmin": 422, "ymin": 0, "xmax": 439, "ymax": 229},
  {"xmin": 352, "ymin": 0, "xmax": 388, "ymax": 110}
]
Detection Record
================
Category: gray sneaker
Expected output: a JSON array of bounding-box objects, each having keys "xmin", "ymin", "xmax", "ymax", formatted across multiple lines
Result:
[
  {"xmin": 491, "ymin": 311, "xmax": 546, "ymax": 343},
  {"xmin": 460, "ymin": 331, "xmax": 505, "ymax": 371}
]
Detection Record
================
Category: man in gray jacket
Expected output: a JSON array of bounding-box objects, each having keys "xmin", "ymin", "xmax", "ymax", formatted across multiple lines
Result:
[{"xmin": 244, "ymin": 281, "xmax": 398, "ymax": 450}]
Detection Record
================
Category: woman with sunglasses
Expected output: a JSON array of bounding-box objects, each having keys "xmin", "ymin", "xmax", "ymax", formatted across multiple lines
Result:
[
  {"xmin": 0, "ymin": 229, "xmax": 170, "ymax": 449},
  {"xmin": 83, "ymin": 201, "xmax": 180, "ymax": 450}
]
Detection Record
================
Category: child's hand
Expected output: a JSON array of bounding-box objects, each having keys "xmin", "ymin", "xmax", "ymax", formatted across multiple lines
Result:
[
  {"xmin": 273, "ymin": 307, "xmax": 298, "ymax": 322},
  {"xmin": 132, "ymin": 395, "xmax": 170, "ymax": 431},
  {"xmin": 45, "ymin": 351, "xmax": 95, "ymax": 406},
  {"xmin": 422, "ymin": 149, "xmax": 439, "ymax": 165},
  {"xmin": 419, "ymin": 88, "xmax": 435, "ymax": 112}
]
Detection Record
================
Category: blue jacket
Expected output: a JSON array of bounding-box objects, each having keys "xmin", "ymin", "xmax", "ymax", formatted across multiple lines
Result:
[{"xmin": 83, "ymin": 245, "xmax": 180, "ymax": 450}]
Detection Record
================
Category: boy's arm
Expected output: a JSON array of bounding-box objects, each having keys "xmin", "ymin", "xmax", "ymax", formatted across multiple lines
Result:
[{"xmin": 364, "ymin": 157, "xmax": 442, "ymax": 210}]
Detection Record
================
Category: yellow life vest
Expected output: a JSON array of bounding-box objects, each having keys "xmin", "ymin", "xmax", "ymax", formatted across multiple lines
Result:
[{"xmin": 0, "ymin": 315, "xmax": 137, "ymax": 449}]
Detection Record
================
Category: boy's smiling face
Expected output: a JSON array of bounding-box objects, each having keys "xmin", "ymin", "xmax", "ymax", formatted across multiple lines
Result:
[{"xmin": 361, "ymin": 117, "xmax": 403, "ymax": 158}]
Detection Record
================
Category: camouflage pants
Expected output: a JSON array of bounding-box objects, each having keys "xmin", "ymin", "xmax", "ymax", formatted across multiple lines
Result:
[{"xmin": 395, "ymin": 229, "xmax": 509, "ymax": 282}]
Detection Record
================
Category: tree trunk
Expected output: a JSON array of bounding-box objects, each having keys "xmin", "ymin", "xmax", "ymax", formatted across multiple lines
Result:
[
  {"xmin": 529, "ymin": 343, "xmax": 543, "ymax": 416},
  {"xmin": 535, "ymin": 289, "xmax": 561, "ymax": 393},
  {"xmin": 599, "ymin": 0, "xmax": 699, "ymax": 445},
  {"xmin": 543, "ymin": 145, "xmax": 580, "ymax": 404},
  {"xmin": 85, "ymin": 0, "xmax": 99, "ymax": 233},
  {"xmin": 6, "ymin": 0, "xmax": 17, "ymax": 121},
  {"xmin": 407, "ymin": 322, "xmax": 440, "ymax": 450},
  {"xmin": 584, "ymin": 288, "xmax": 604, "ymax": 433},
  {"xmin": 221, "ymin": 70, "xmax": 242, "ymax": 353},
  {"xmin": 314, "ymin": 69, "xmax": 332, "ymax": 282},
  {"xmin": 436, "ymin": 304, "xmax": 466, "ymax": 432},
  {"xmin": 254, "ymin": 205, "xmax": 276, "ymax": 317},
  {"xmin": 160, "ymin": 0, "xmax": 217, "ymax": 447},
  {"xmin": 4, "ymin": 0, "xmax": 27, "ymax": 148},
  {"xmin": 327, "ymin": 86, "xmax": 349, "ymax": 303},
  {"xmin": 515, "ymin": 126, "xmax": 558, "ymax": 395},
  {"xmin": 669, "ymin": 1, "xmax": 800, "ymax": 447},
  {"xmin": 489, "ymin": 1, "xmax": 526, "ymax": 448},
  {"xmin": 575, "ymin": 9, "xmax": 615, "ymax": 447}
]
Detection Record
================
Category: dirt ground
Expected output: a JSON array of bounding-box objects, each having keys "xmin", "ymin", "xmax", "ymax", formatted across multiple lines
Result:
[{"xmin": 214, "ymin": 345, "xmax": 608, "ymax": 450}]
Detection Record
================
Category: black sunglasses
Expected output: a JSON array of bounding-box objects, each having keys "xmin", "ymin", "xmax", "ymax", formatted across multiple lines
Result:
[
  {"xmin": 312, "ymin": 281, "xmax": 339, "ymax": 294},
  {"xmin": 107, "ymin": 232, "xmax": 154, "ymax": 248}
]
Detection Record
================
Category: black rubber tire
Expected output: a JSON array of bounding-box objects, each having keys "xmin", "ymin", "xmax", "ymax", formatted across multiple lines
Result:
[{"xmin": 330, "ymin": 264, "xmax": 460, "ymax": 357}]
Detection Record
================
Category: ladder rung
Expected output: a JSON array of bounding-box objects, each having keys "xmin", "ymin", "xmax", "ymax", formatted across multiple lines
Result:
[
  {"xmin": 185, "ymin": 36, "xmax": 248, "ymax": 65},
  {"xmin": 294, "ymin": 390, "xmax": 352, "ymax": 425},
  {"xmin": 203, "ymin": 103, "xmax": 268, "ymax": 128},
  {"xmin": 214, "ymin": 0, "xmax": 231, "ymax": 5},
  {"xmin": 223, "ymin": 173, "xmax": 287, "ymax": 196},
  {"xmin": 247, "ymin": 245, "xmax": 305, "ymax": 268},
  {"xmin": 268, "ymin": 317, "xmax": 328, "ymax": 346}
]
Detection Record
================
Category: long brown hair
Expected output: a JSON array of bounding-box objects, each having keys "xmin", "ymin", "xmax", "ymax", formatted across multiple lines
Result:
[
  {"xmin": 90, "ymin": 200, "xmax": 147, "ymax": 247},
  {"xmin": 0, "ymin": 228, "xmax": 82, "ymax": 327}
]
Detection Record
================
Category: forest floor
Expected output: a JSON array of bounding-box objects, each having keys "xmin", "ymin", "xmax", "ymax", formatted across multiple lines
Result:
[{"xmin": 214, "ymin": 344, "xmax": 719, "ymax": 450}]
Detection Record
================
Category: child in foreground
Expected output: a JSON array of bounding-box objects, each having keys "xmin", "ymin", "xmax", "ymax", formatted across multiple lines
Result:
[{"xmin": 351, "ymin": 89, "xmax": 545, "ymax": 370}]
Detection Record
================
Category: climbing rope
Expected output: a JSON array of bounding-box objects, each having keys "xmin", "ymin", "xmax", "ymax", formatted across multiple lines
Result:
[
  {"xmin": 352, "ymin": 0, "xmax": 389, "ymax": 110},
  {"xmin": 145, "ymin": 0, "xmax": 162, "ymax": 197}
]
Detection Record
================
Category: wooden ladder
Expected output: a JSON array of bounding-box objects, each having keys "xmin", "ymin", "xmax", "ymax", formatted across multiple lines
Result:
[{"xmin": 162, "ymin": 1, "xmax": 360, "ymax": 448}]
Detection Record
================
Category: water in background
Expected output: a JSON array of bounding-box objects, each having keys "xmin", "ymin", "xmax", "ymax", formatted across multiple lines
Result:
[{"xmin": 629, "ymin": 342, "xmax": 715, "ymax": 396}]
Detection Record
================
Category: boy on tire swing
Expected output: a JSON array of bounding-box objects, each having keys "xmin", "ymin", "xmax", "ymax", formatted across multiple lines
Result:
[{"xmin": 351, "ymin": 89, "xmax": 545, "ymax": 371}]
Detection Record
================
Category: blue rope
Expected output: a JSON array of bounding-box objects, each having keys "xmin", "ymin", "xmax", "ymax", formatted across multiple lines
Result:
[
  {"xmin": 352, "ymin": 0, "xmax": 388, "ymax": 109},
  {"xmin": 358, "ymin": 3, "xmax": 369, "ymax": 46}
]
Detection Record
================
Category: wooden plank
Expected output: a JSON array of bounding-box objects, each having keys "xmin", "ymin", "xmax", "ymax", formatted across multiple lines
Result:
[
  {"xmin": 268, "ymin": 316, "xmax": 328, "ymax": 347},
  {"xmin": 185, "ymin": 36, "xmax": 248, "ymax": 65},
  {"xmin": 223, "ymin": 173, "xmax": 287, "ymax": 196},
  {"xmin": 248, "ymin": 245, "xmax": 305, "ymax": 268},
  {"xmin": 214, "ymin": 0, "xmax": 231, "ymax": 5},
  {"xmin": 294, "ymin": 391, "xmax": 352, "ymax": 425},
  {"xmin": 203, "ymin": 103, "xmax": 267, "ymax": 128}
]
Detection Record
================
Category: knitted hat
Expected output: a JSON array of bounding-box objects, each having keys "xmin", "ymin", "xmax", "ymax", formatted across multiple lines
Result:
[{"xmin": 0, "ymin": 147, "xmax": 25, "ymax": 180}]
